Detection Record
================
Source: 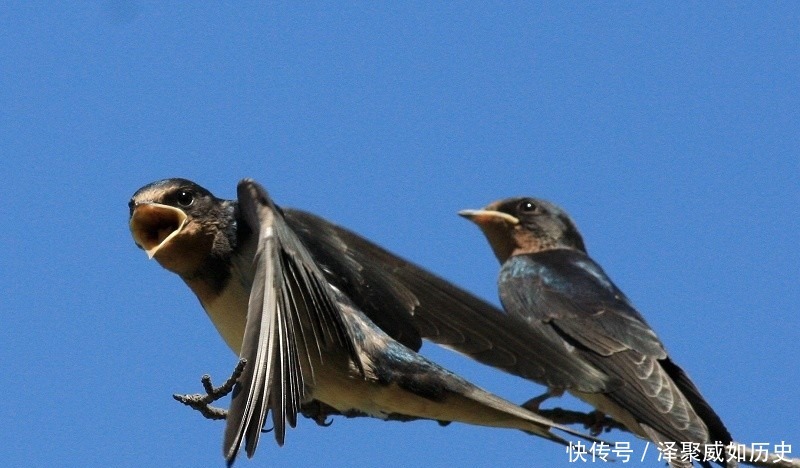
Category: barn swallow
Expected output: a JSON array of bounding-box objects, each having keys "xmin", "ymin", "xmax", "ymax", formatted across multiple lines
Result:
[
  {"xmin": 460, "ymin": 197, "xmax": 733, "ymax": 468},
  {"xmin": 128, "ymin": 179, "xmax": 592, "ymax": 465}
]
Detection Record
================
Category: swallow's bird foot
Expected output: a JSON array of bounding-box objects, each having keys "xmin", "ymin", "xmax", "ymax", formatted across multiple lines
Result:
[
  {"xmin": 172, "ymin": 359, "xmax": 248, "ymax": 421},
  {"xmin": 583, "ymin": 410, "xmax": 618, "ymax": 435},
  {"xmin": 534, "ymin": 407, "xmax": 626, "ymax": 436},
  {"xmin": 521, "ymin": 390, "xmax": 556, "ymax": 413},
  {"xmin": 300, "ymin": 401, "xmax": 338, "ymax": 427}
]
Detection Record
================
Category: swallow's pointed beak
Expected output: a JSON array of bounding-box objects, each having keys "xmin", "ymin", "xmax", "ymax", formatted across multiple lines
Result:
[
  {"xmin": 458, "ymin": 209, "xmax": 520, "ymax": 226},
  {"xmin": 130, "ymin": 203, "xmax": 189, "ymax": 259},
  {"xmin": 459, "ymin": 208, "xmax": 521, "ymax": 264}
]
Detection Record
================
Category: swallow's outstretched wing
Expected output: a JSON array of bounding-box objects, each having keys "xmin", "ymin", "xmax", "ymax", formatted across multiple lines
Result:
[
  {"xmin": 499, "ymin": 249, "xmax": 731, "ymax": 447},
  {"xmin": 285, "ymin": 210, "xmax": 611, "ymax": 393},
  {"xmin": 223, "ymin": 180, "xmax": 363, "ymax": 465}
]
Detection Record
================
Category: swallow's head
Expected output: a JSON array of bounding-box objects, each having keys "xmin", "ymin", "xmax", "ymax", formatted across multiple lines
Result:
[
  {"xmin": 129, "ymin": 178, "xmax": 236, "ymax": 276},
  {"xmin": 459, "ymin": 197, "xmax": 585, "ymax": 263}
]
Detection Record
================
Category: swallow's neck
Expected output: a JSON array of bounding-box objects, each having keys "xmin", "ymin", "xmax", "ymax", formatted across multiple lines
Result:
[
  {"xmin": 475, "ymin": 223, "xmax": 517, "ymax": 264},
  {"xmin": 180, "ymin": 247, "xmax": 252, "ymax": 355},
  {"xmin": 185, "ymin": 202, "xmax": 258, "ymax": 355},
  {"xmin": 185, "ymin": 267, "xmax": 249, "ymax": 354}
]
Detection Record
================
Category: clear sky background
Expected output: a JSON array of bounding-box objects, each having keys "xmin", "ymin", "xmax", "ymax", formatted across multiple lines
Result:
[{"xmin": 1, "ymin": 3, "xmax": 798, "ymax": 467}]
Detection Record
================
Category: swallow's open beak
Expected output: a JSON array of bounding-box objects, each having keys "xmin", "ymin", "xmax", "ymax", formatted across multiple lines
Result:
[
  {"xmin": 458, "ymin": 209, "xmax": 520, "ymax": 226},
  {"xmin": 130, "ymin": 203, "xmax": 188, "ymax": 259}
]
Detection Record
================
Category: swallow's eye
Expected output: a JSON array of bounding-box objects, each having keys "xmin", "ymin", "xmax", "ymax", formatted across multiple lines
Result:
[
  {"xmin": 176, "ymin": 190, "xmax": 194, "ymax": 207},
  {"xmin": 518, "ymin": 200, "xmax": 538, "ymax": 213}
]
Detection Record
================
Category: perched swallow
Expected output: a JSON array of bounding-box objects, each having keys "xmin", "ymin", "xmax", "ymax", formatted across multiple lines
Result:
[
  {"xmin": 460, "ymin": 197, "xmax": 733, "ymax": 468},
  {"xmin": 128, "ymin": 179, "xmax": 591, "ymax": 465}
]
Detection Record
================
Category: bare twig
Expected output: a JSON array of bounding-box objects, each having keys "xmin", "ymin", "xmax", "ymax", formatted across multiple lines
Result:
[
  {"xmin": 733, "ymin": 445, "xmax": 800, "ymax": 468},
  {"xmin": 299, "ymin": 400, "xmax": 443, "ymax": 425},
  {"xmin": 539, "ymin": 405, "xmax": 798, "ymax": 467},
  {"xmin": 538, "ymin": 407, "xmax": 628, "ymax": 434},
  {"xmin": 171, "ymin": 361, "xmax": 798, "ymax": 467}
]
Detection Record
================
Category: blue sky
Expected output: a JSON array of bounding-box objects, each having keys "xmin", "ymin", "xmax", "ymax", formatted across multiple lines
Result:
[{"xmin": 1, "ymin": 2, "xmax": 798, "ymax": 467}]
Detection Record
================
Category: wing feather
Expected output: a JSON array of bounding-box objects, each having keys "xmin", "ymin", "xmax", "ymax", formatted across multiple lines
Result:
[
  {"xmin": 285, "ymin": 209, "xmax": 611, "ymax": 393},
  {"xmin": 501, "ymin": 250, "xmax": 724, "ymax": 445},
  {"xmin": 223, "ymin": 180, "xmax": 363, "ymax": 465}
]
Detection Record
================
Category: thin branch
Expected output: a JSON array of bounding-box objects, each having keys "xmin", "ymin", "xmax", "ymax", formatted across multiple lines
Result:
[
  {"xmin": 171, "ymin": 362, "xmax": 798, "ymax": 467},
  {"xmin": 538, "ymin": 407, "xmax": 628, "ymax": 434},
  {"xmin": 539, "ymin": 405, "xmax": 799, "ymax": 468},
  {"xmin": 732, "ymin": 446, "xmax": 800, "ymax": 468},
  {"xmin": 299, "ymin": 400, "xmax": 444, "ymax": 425}
]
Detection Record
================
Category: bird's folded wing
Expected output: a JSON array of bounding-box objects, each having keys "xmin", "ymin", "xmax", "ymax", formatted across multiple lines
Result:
[
  {"xmin": 501, "ymin": 251, "xmax": 665, "ymax": 358},
  {"xmin": 501, "ymin": 251, "xmax": 714, "ymax": 443}
]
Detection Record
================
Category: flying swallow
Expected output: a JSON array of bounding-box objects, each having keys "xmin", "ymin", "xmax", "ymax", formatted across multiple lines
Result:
[
  {"xmin": 128, "ymin": 179, "xmax": 591, "ymax": 465},
  {"xmin": 460, "ymin": 197, "xmax": 733, "ymax": 467}
]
